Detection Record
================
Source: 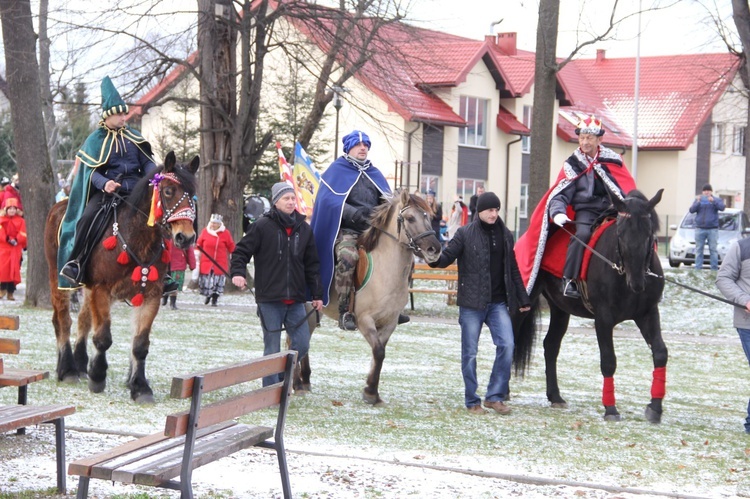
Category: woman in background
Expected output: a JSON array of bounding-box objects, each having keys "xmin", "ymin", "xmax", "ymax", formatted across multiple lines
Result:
[
  {"xmin": 196, "ymin": 214, "xmax": 236, "ymax": 306},
  {"xmin": 0, "ymin": 198, "xmax": 26, "ymax": 300}
]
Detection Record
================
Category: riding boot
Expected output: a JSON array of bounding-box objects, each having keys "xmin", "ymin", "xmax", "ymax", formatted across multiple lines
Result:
[
  {"xmin": 211, "ymin": 293, "xmax": 218, "ymax": 307},
  {"xmin": 169, "ymin": 295, "xmax": 178, "ymax": 310},
  {"xmin": 562, "ymin": 278, "xmax": 580, "ymax": 299},
  {"xmin": 337, "ymin": 296, "xmax": 357, "ymax": 331}
]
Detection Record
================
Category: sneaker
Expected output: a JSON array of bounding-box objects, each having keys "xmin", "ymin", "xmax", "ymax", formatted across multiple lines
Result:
[
  {"xmin": 562, "ymin": 278, "xmax": 580, "ymax": 299},
  {"xmin": 467, "ymin": 404, "xmax": 487, "ymax": 415},
  {"xmin": 59, "ymin": 261, "xmax": 80, "ymax": 285},
  {"xmin": 338, "ymin": 312, "xmax": 357, "ymax": 331},
  {"xmin": 483, "ymin": 400, "xmax": 512, "ymax": 415},
  {"xmin": 397, "ymin": 313, "xmax": 410, "ymax": 325}
]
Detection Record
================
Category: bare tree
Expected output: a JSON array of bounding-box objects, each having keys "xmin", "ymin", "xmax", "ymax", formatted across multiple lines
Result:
[
  {"xmin": 0, "ymin": 0, "xmax": 55, "ymax": 305},
  {"xmin": 732, "ymin": 0, "xmax": 750, "ymax": 214}
]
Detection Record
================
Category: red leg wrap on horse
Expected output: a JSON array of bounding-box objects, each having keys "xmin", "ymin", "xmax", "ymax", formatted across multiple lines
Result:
[
  {"xmin": 651, "ymin": 366, "xmax": 666, "ymax": 399},
  {"xmin": 602, "ymin": 376, "xmax": 616, "ymax": 406}
]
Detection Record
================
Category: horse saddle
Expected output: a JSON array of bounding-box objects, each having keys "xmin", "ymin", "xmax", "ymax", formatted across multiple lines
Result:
[
  {"xmin": 540, "ymin": 217, "xmax": 616, "ymax": 281},
  {"xmin": 355, "ymin": 247, "xmax": 373, "ymax": 291}
]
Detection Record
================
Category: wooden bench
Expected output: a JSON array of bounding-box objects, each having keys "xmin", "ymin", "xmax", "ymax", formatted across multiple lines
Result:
[
  {"xmin": 409, "ymin": 262, "xmax": 458, "ymax": 309},
  {"xmin": 69, "ymin": 350, "xmax": 298, "ymax": 499},
  {"xmin": 0, "ymin": 314, "xmax": 76, "ymax": 493}
]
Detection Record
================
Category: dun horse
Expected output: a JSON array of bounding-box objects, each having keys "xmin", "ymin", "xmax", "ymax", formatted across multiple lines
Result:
[
  {"xmin": 44, "ymin": 152, "xmax": 198, "ymax": 403},
  {"xmin": 298, "ymin": 190, "xmax": 442, "ymax": 405},
  {"xmin": 516, "ymin": 189, "xmax": 668, "ymax": 422}
]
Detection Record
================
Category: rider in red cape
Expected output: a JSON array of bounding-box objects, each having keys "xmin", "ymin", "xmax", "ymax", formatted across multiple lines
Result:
[{"xmin": 515, "ymin": 115, "xmax": 636, "ymax": 296}]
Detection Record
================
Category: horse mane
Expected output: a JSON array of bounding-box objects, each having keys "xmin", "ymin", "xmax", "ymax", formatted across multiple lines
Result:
[
  {"xmin": 127, "ymin": 162, "xmax": 197, "ymax": 217},
  {"xmin": 359, "ymin": 193, "xmax": 431, "ymax": 252},
  {"xmin": 623, "ymin": 189, "xmax": 660, "ymax": 234}
]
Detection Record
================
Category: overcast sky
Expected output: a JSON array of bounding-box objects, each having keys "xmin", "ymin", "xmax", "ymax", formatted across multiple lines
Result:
[{"xmin": 406, "ymin": 0, "xmax": 735, "ymax": 58}]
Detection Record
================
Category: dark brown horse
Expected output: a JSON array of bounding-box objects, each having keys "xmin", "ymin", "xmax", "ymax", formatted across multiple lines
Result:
[
  {"xmin": 44, "ymin": 152, "xmax": 198, "ymax": 403},
  {"xmin": 515, "ymin": 189, "xmax": 668, "ymax": 422}
]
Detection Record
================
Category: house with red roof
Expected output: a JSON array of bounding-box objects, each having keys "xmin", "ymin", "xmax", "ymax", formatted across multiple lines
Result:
[{"xmin": 130, "ymin": 11, "xmax": 744, "ymax": 237}]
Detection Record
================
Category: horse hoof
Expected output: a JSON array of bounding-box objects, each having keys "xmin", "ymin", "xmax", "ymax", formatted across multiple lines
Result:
[
  {"xmin": 61, "ymin": 374, "xmax": 79, "ymax": 384},
  {"xmin": 135, "ymin": 393, "xmax": 155, "ymax": 404},
  {"xmin": 603, "ymin": 413, "xmax": 622, "ymax": 422},
  {"xmin": 550, "ymin": 402, "xmax": 568, "ymax": 409},
  {"xmin": 362, "ymin": 390, "xmax": 380, "ymax": 405},
  {"xmin": 88, "ymin": 379, "xmax": 106, "ymax": 394},
  {"xmin": 293, "ymin": 389, "xmax": 310, "ymax": 396},
  {"xmin": 644, "ymin": 405, "xmax": 662, "ymax": 424}
]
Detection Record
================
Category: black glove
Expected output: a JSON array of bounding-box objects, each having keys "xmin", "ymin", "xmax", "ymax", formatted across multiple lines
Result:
[
  {"xmin": 7, "ymin": 238, "xmax": 16, "ymax": 246},
  {"xmin": 351, "ymin": 210, "xmax": 370, "ymax": 232}
]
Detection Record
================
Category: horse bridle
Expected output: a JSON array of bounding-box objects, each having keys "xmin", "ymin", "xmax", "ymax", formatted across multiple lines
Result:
[
  {"xmin": 151, "ymin": 173, "xmax": 196, "ymax": 225},
  {"xmin": 374, "ymin": 203, "xmax": 435, "ymax": 257}
]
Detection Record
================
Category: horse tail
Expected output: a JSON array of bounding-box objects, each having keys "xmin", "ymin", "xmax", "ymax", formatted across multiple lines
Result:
[{"xmin": 513, "ymin": 293, "xmax": 540, "ymax": 377}]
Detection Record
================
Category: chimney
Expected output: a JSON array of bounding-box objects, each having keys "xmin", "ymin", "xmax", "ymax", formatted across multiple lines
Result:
[
  {"xmin": 596, "ymin": 49, "xmax": 606, "ymax": 62},
  {"xmin": 496, "ymin": 32, "xmax": 517, "ymax": 56}
]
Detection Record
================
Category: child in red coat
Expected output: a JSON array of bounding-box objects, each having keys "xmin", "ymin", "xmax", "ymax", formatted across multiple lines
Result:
[{"xmin": 0, "ymin": 198, "xmax": 26, "ymax": 300}]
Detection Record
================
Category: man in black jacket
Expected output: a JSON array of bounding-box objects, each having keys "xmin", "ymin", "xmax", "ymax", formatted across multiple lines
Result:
[
  {"xmin": 231, "ymin": 182, "xmax": 323, "ymax": 386},
  {"xmin": 430, "ymin": 192, "xmax": 530, "ymax": 415}
]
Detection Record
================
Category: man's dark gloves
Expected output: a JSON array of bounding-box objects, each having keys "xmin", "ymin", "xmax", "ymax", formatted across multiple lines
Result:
[{"xmin": 351, "ymin": 209, "xmax": 370, "ymax": 232}]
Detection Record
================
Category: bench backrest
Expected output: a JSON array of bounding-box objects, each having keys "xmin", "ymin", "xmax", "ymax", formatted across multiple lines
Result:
[
  {"xmin": 164, "ymin": 350, "xmax": 298, "ymax": 438},
  {"xmin": 0, "ymin": 315, "xmax": 22, "ymax": 375}
]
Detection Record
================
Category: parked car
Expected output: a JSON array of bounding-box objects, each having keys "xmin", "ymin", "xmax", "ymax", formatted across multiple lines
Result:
[{"xmin": 668, "ymin": 207, "xmax": 750, "ymax": 268}]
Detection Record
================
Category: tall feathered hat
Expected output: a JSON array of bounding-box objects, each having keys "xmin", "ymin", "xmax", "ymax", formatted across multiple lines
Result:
[
  {"xmin": 100, "ymin": 76, "xmax": 128, "ymax": 119},
  {"xmin": 575, "ymin": 115, "xmax": 605, "ymax": 136}
]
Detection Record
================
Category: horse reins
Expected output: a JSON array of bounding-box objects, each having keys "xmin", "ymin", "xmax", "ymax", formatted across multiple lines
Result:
[
  {"xmin": 562, "ymin": 220, "xmax": 745, "ymax": 309},
  {"xmin": 374, "ymin": 204, "xmax": 434, "ymax": 257}
]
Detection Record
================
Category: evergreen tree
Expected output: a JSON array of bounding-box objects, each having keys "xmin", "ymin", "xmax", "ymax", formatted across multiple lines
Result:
[
  {"xmin": 0, "ymin": 111, "xmax": 16, "ymax": 178},
  {"xmin": 57, "ymin": 81, "xmax": 93, "ymax": 162}
]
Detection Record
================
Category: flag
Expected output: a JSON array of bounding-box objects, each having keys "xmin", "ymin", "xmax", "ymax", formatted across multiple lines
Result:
[
  {"xmin": 293, "ymin": 142, "xmax": 320, "ymax": 218},
  {"xmin": 276, "ymin": 141, "xmax": 307, "ymax": 214}
]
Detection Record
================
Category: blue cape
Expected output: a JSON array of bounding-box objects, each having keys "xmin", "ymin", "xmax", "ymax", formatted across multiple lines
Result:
[{"xmin": 310, "ymin": 156, "xmax": 391, "ymax": 304}]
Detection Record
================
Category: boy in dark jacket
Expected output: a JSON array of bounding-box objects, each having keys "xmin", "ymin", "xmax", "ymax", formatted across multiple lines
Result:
[
  {"xmin": 231, "ymin": 182, "xmax": 323, "ymax": 386},
  {"xmin": 430, "ymin": 192, "xmax": 530, "ymax": 415}
]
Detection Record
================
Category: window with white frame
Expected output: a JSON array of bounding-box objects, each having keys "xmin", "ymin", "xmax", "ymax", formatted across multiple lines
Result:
[
  {"xmin": 521, "ymin": 105, "xmax": 532, "ymax": 153},
  {"xmin": 420, "ymin": 175, "xmax": 439, "ymax": 195},
  {"xmin": 459, "ymin": 96, "xmax": 488, "ymax": 147},
  {"xmin": 711, "ymin": 123, "xmax": 725, "ymax": 153},
  {"xmin": 733, "ymin": 126, "xmax": 746, "ymax": 156},
  {"xmin": 457, "ymin": 178, "xmax": 484, "ymax": 201},
  {"xmin": 519, "ymin": 184, "xmax": 529, "ymax": 218}
]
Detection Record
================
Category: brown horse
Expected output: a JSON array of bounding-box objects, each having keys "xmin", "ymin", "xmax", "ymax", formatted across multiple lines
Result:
[
  {"xmin": 44, "ymin": 152, "xmax": 199, "ymax": 403},
  {"xmin": 298, "ymin": 190, "xmax": 442, "ymax": 405}
]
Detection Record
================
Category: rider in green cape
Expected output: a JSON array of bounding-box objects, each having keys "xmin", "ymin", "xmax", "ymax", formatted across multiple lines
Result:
[{"xmin": 57, "ymin": 76, "xmax": 156, "ymax": 289}]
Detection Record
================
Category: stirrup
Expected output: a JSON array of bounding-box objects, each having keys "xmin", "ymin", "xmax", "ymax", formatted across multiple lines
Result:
[
  {"xmin": 338, "ymin": 311, "xmax": 357, "ymax": 331},
  {"xmin": 562, "ymin": 278, "xmax": 580, "ymax": 299},
  {"xmin": 59, "ymin": 260, "xmax": 80, "ymax": 285}
]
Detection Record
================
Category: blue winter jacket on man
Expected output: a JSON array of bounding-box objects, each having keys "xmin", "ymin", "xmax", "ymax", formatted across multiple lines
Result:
[{"xmin": 689, "ymin": 195, "xmax": 726, "ymax": 229}]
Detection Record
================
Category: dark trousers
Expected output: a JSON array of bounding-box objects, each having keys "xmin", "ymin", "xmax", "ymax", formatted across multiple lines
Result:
[{"xmin": 563, "ymin": 208, "xmax": 599, "ymax": 280}]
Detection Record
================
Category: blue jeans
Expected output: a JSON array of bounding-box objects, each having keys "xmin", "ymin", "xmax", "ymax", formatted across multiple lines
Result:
[
  {"xmin": 694, "ymin": 227, "xmax": 719, "ymax": 270},
  {"xmin": 738, "ymin": 328, "xmax": 750, "ymax": 433},
  {"xmin": 458, "ymin": 302, "xmax": 514, "ymax": 407},
  {"xmin": 257, "ymin": 302, "xmax": 310, "ymax": 387}
]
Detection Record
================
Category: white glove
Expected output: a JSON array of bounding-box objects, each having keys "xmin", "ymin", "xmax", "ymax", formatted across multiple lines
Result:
[{"xmin": 553, "ymin": 213, "xmax": 570, "ymax": 227}]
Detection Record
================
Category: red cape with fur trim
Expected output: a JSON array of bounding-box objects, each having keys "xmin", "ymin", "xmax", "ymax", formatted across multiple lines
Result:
[{"xmin": 515, "ymin": 147, "xmax": 636, "ymax": 294}]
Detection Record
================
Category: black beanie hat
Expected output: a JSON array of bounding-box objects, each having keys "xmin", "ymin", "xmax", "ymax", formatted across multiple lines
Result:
[{"xmin": 476, "ymin": 192, "xmax": 501, "ymax": 214}]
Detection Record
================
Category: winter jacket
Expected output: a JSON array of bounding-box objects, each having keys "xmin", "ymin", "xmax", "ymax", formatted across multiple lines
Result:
[
  {"xmin": 167, "ymin": 240, "xmax": 196, "ymax": 272},
  {"xmin": 0, "ymin": 214, "xmax": 26, "ymax": 284},
  {"xmin": 716, "ymin": 237, "xmax": 750, "ymax": 328},
  {"xmin": 430, "ymin": 217, "xmax": 530, "ymax": 313},
  {"xmin": 197, "ymin": 225, "xmax": 235, "ymax": 275},
  {"xmin": 689, "ymin": 195, "xmax": 726, "ymax": 229},
  {"xmin": 230, "ymin": 207, "xmax": 323, "ymax": 304}
]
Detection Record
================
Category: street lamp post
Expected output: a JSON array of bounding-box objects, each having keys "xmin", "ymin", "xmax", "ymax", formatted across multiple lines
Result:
[{"xmin": 331, "ymin": 86, "xmax": 348, "ymax": 158}]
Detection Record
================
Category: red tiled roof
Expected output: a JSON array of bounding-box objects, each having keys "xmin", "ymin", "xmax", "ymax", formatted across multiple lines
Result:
[
  {"xmin": 496, "ymin": 105, "xmax": 530, "ymax": 135},
  {"xmin": 559, "ymin": 53, "xmax": 740, "ymax": 149},
  {"xmin": 128, "ymin": 52, "xmax": 199, "ymax": 120}
]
